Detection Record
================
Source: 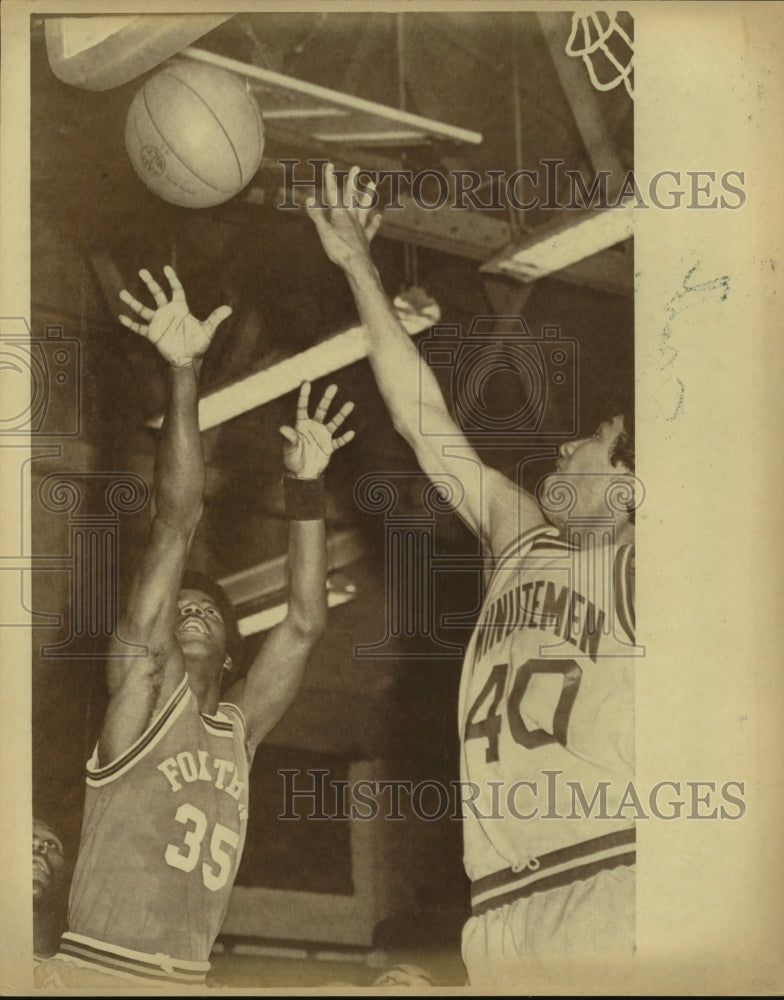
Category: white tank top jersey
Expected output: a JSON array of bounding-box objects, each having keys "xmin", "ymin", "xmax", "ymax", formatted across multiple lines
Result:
[
  {"xmin": 458, "ymin": 523, "xmax": 637, "ymax": 915},
  {"xmin": 62, "ymin": 676, "xmax": 251, "ymax": 985}
]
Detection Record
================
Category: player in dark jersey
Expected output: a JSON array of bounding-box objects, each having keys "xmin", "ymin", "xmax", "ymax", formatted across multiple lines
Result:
[
  {"xmin": 309, "ymin": 165, "xmax": 637, "ymax": 990},
  {"xmin": 35, "ymin": 266, "xmax": 355, "ymax": 989}
]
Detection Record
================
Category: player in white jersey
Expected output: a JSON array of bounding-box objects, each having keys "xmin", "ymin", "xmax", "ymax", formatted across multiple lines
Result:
[
  {"xmin": 309, "ymin": 164, "xmax": 637, "ymax": 989},
  {"xmin": 36, "ymin": 265, "xmax": 355, "ymax": 989}
]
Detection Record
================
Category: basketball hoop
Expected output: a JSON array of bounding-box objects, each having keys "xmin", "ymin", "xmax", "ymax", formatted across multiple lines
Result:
[{"xmin": 565, "ymin": 11, "xmax": 634, "ymax": 100}]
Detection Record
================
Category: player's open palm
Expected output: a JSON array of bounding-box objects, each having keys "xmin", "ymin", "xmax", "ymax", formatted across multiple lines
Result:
[
  {"xmin": 280, "ymin": 381, "xmax": 355, "ymax": 480},
  {"xmin": 118, "ymin": 265, "xmax": 232, "ymax": 368},
  {"xmin": 307, "ymin": 163, "xmax": 383, "ymax": 270}
]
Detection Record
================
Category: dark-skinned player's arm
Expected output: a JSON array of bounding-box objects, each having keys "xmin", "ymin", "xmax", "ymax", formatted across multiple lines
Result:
[
  {"xmin": 98, "ymin": 266, "xmax": 232, "ymax": 766},
  {"xmin": 225, "ymin": 381, "xmax": 355, "ymax": 755},
  {"xmin": 308, "ymin": 164, "xmax": 546, "ymax": 558}
]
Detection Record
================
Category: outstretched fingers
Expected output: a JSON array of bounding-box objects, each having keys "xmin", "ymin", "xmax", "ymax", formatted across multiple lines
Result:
[
  {"xmin": 138, "ymin": 268, "xmax": 168, "ymax": 308},
  {"xmin": 306, "ymin": 163, "xmax": 340, "ymax": 224},
  {"xmin": 322, "ymin": 162, "xmax": 340, "ymax": 210},
  {"xmin": 332, "ymin": 428, "xmax": 356, "ymax": 450},
  {"xmin": 202, "ymin": 304, "xmax": 233, "ymax": 336},
  {"xmin": 312, "ymin": 383, "xmax": 338, "ymax": 424},
  {"xmin": 118, "ymin": 313, "xmax": 148, "ymax": 337},
  {"xmin": 118, "ymin": 267, "xmax": 176, "ymax": 332},
  {"xmin": 118, "ymin": 288, "xmax": 154, "ymax": 323},
  {"xmin": 349, "ymin": 165, "xmax": 382, "ymax": 242},
  {"xmin": 163, "ymin": 264, "xmax": 186, "ymax": 302},
  {"xmin": 326, "ymin": 400, "xmax": 355, "ymax": 434},
  {"xmin": 279, "ymin": 425, "xmax": 299, "ymax": 445},
  {"xmin": 348, "ymin": 165, "xmax": 374, "ymax": 212},
  {"xmin": 296, "ymin": 381, "xmax": 312, "ymax": 423}
]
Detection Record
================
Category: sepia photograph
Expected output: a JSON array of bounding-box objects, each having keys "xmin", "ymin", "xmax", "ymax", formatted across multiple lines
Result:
[{"xmin": 1, "ymin": 1, "xmax": 781, "ymax": 994}]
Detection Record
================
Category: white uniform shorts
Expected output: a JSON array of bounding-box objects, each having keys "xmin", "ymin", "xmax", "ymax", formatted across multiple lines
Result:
[{"xmin": 462, "ymin": 865, "xmax": 635, "ymax": 991}]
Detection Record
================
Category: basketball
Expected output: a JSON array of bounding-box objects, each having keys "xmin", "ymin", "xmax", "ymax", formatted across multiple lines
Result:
[{"xmin": 124, "ymin": 61, "xmax": 264, "ymax": 208}]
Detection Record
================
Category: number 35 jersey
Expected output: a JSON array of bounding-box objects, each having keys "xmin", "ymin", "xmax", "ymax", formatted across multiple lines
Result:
[
  {"xmin": 66, "ymin": 676, "xmax": 250, "ymax": 969},
  {"xmin": 459, "ymin": 523, "xmax": 637, "ymax": 889}
]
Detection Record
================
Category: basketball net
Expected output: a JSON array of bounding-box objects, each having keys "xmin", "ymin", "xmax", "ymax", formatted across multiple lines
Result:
[{"xmin": 565, "ymin": 11, "xmax": 634, "ymax": 100}]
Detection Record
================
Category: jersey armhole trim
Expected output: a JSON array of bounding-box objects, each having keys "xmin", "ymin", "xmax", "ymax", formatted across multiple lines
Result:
[
  {"xmin": 491, "ymin": 522, "xmax": 562, "ymax": 569},
  {"xmin": 86, "ymin": 676, "xmax": 191, "ymax": 786},
  {"xmin": 217, "ymin": 700, "xmax": 251, "ymax": 762},
  {"xmin": 614, "ymin": 543, "xmax": 636, "ymax": 644}
]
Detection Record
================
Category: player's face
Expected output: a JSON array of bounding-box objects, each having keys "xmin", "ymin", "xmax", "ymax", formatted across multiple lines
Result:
[
  {"xmin": 373, "ymin": 965, "xmax": 434, "ymax": 987},
  {"xmin": 176, "ymin": 589, "xmax": 228, "ymax": 664},
  {"xmin": 33, "ymin": 820, "xmax": 65, "ymax": 902},
  {"xmin": 555, "ymin": 415, "xmax": 630, "ymax": 477},
  {"xmin": 541, "ymin": 415, "xmax": 632, "ymax": 524}
]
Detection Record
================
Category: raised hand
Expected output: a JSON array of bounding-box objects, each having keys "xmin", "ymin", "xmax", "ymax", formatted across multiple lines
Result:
[
  {"xmin": 118, "ymin": 265, "xmax": 232, "ymax": 368},
  {"xmin": 280, "ymin": 381, "xmax": 355, "ymax": 480},
  {"xmin": 307, "ymin": 164, "xmax": 383, "ymax": 271}
]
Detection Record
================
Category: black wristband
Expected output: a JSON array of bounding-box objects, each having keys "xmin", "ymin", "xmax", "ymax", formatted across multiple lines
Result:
[{"xmin": 283, "ymin": 475, "xmax": 326, "ymax": 520}]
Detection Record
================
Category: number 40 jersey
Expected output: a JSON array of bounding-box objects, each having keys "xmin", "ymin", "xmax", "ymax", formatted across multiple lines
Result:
[
  {"xmin": 64, "ymin": 676, "xmax": 250, "ymax": 981},
  {"xmin": 459, "ymin": 523, "xmax": 637, "ymax": 904}
]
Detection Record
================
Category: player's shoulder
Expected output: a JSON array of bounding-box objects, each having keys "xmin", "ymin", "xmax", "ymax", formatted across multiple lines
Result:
[
  {"xmin": 484, "ymin": 474, "xmax": 546, "ymax": 552},
  {"xmin": 493, "ymin": 521, "xmax": 565, "ymax": 561}
]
